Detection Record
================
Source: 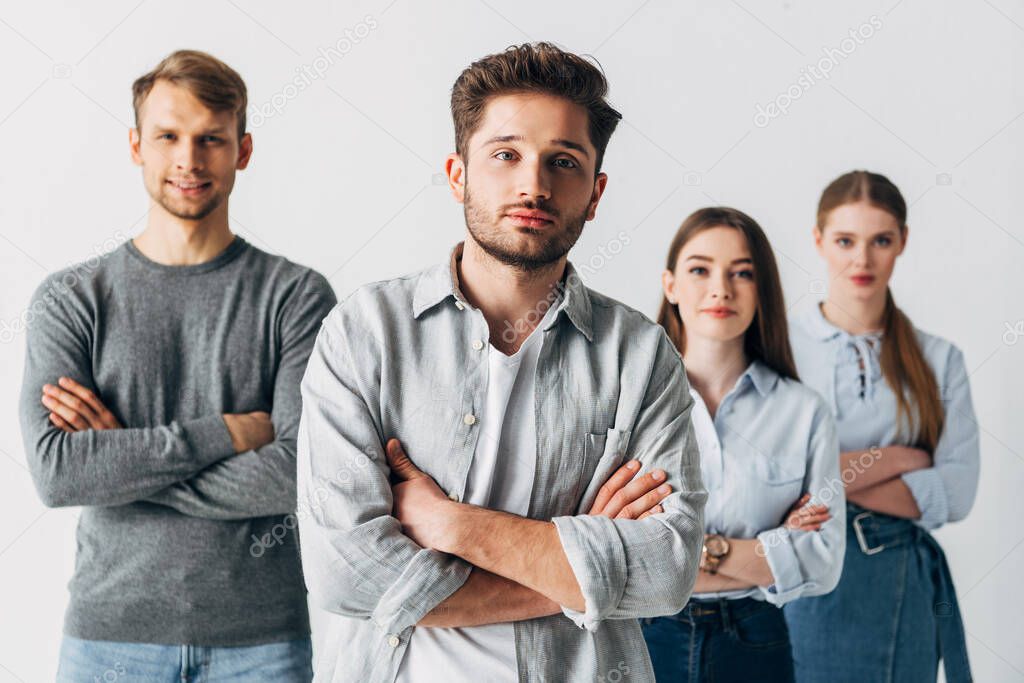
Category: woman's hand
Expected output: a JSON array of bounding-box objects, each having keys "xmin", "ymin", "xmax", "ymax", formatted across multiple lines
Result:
[{"xmin": 783, "ymin": 493, "xmax": 831, "ymax": 531}]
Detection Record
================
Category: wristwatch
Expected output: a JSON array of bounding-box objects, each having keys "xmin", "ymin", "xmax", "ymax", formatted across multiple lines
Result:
[{"xmin": 701, "ymin": 534, "xmax": 730, "ymax": 574}]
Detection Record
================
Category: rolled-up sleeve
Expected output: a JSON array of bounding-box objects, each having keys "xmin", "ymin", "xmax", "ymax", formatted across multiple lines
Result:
[
  {"xmin": 756, "ymin": 400, "xmax": 845, "ymax": 606},
  {"xmin": 551, "ymin": 336, "xmax": 706, "ymax": 631},
  {"xmin": 296, "ymin": 306, "xmax": 471, "ymax": 636},
  {"xmin": 901, "ymin": 346, "xmax": 980, "ymax": 530}
]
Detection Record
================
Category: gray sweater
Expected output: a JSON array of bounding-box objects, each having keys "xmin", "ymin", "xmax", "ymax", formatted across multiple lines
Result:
[{"xmin": 19, "ymin": 236, "xmax": 336, "ymax": 646}]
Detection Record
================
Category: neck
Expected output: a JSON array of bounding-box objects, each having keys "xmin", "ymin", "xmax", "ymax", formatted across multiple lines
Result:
[
  {"xmin": 682, "ymin": 335, "xmax": 748, "ymax": 416},
  {"xmin": 821, "ymin": 289, "xmax": 887, "ymax": 335},
  {"xmin": 458, "ymin": 237, "xmax": 567, "ymax": 355},
  {"xmin": 133, "ymin": 202, "xmax": 234, "ymax": 266}
]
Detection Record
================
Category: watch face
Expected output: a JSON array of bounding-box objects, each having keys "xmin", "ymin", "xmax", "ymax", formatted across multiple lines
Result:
[{"xmin": 706, "ymin": 536, "xmax": 729, "ymax": 556}]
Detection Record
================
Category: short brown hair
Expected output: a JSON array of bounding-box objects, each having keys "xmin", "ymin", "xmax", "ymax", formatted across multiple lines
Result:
[
  {"xmin": 451, "ymin": 42, "xmax": 622, "ymax": 173},
  {"xmin": 132, "ymin": 49, "xmax": 248, "ymax": 141}
]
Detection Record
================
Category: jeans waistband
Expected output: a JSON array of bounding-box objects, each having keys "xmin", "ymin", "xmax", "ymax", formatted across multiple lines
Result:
[
  {"xmin": 671, "ymin": 596, "xmax": 774, "ymax": 624},
  {"xmin": 847, "ymin": 505, "xmax": 920, "ymax": 556}
]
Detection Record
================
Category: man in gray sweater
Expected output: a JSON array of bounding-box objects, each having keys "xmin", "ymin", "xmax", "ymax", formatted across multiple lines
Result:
[{"xmin": 19, "ymin": 50, "xmax": 336, "ymax": 681}]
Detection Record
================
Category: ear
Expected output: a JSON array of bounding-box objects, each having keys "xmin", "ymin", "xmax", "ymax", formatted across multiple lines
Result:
[
  {"xmin": 236, "ymin": 132, "xmax": 254, "ymax": 170},
  {"xmin": 812, "ymin": 226, "xmax": 825, "ymax": 257},
  {"xmin": 585, "ymin": 172, "xmax": 608, "ymax": 221},
  {"xmin": 445, "ymin": 153, "xmax": 466, "ymax": 203},
  {"xmin": 662, "ymin": 268, "xmax": 677, "ymax": 304},
  {"xmin": 129, "ymin": 127, "xmax": 143, "ymax": 166},
  {"xmin": 897, "ymin": 224, "xmax": 909, "ymax": 256}
]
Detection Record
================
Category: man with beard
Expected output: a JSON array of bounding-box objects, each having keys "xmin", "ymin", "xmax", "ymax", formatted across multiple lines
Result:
[
  {"xmin": 297, "ymin": 42, "xmax": 707, "ymax": 682},
  {"xmin": 20, "ymin": 50, "xmax": 336, "ymax": 679}
]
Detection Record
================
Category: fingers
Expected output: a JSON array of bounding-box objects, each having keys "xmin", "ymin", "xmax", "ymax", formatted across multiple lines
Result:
[
  {"xmin": 616, "ymin": 483, "xmax": 672, "ymax": 520},
  {"xmin": 385, "ymin": 439, "xmax": 426, "ymax": 481},
  {"xmin": 785, "ymin": 503, "xmax": 831, "ymax": 530},
  {"xmin": 602, "ymin": 469, "xmax": 668, "ymax": 518},
  {"xmin": 589, "ymin": 460, "xmax": 640, "ymax": 514},
  {"xmin": 48, "ymin": 412, "xmax": 75, "ymax": 433},
  {"xmin": 41, "ymin": 385, "xmax": 100, "ymax": 431},
  {"xmin": 58, "ymin": 377, "xmax": 121, "ymax": 429},
  {"xmin": 43, "ymin": 378, "xmax": 120, "ymax": 430},
  {"xmin": 636, "ymin": 504, "xmax": 664, "ymax": 521}
]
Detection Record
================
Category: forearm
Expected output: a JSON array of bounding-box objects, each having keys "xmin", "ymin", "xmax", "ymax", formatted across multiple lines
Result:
[
  {"xmin": 444, "ymin": 504, "xmax": 585, "ymax": 612},
  {"xmin": 143, "ymin": 440, "xmax": 296, "ymax": 520},
  {"xmin": 847, "ymin": 478, "xmax": 922, "ymax": 519},
  {"xmin": 419, "ymin": 568, "xmax": 561, "ymax": 627},
  {"xmin": 692, "ymin": 572, "xmax": 757, "ymax": 593},
  {"xmin": 713, "ymin": 538, "xmax": 775, "ymax": 587},
  {"xmin": 23, "ymin": 414, "xmax": 234, "ymax": 507},
  {"xmin": 841, "ymin": 447, "xmax": 928, "ymax": 494}
]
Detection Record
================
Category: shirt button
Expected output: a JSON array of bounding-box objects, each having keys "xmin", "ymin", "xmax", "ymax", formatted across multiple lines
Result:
[
  {"xmin": 387, "ymin": 634, "xmax": 400, "ymax": 648},
  {"xmin": 448, "ymin": 492, "xmax": 460, "ymax": 502},
  {"xmin": 472, "ymin": 339, "xmax": 484, "ymax": 351},
  {"xmin": 463, "ymin": 414, "xmax": 477, "ymax": 426},
  {"xmin": 455, "ymin": 301, "xmax": 465, "ymax": 311}
]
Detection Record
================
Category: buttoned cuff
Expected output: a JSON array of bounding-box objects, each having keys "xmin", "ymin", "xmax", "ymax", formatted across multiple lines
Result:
[
  {"xmin": 901, "ymin": 467, "xmax": 949, "ymax": 530},
  {"xmin": 552, "ymin": 515, "xmax": 626, "ymax": 631},
  {"xmin": 756, "ymin": 527, "xmax": 805, "ymax": 606},
  {"xmin": 371, "ymin": 549, "xmax": 473, "ymax": 634}
]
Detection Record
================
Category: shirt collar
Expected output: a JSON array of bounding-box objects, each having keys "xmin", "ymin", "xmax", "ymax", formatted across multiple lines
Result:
[
  {"xmin": 798, "ymin": 302, "xmax": 844, "ymax": 341},
  {"xmin": 412, "ymin": 242, "xmax": 594, "ymax": 342},
  {"xmin": 743, "ymin": 359, "xmax": 780, "ymax": 397}
]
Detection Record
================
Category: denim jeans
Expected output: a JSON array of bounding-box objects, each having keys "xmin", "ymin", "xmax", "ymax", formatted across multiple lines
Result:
[
  {"xmin": 784, "ymin": 503, "xmax": 971, "ymax": 683},
  {"xmin": 642, "ymin": 597, "xmax": 795, "ymax": 683},
  {"xmin": 56, "ymin": 636, "xmax": 312, "ymax": 682}
]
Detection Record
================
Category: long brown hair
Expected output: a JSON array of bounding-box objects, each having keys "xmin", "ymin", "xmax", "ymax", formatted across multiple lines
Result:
[
  {"xmin": 657, "ymin": 207, "xmax": 799, "ymax": 382},
  {"xmin": 817, "ymin": 170, "xmax": 944, "ymax": 451}
]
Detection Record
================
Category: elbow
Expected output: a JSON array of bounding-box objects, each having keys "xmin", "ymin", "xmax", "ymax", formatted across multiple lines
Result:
[{"xmin": 29, "ymin": 451, "xmax": 76, "ymax": 508}]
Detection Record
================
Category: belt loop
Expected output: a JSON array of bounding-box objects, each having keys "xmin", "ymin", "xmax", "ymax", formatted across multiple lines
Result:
[{"xmin": 718, "ymin": 598, "xmax": 734, "ymax": 635}]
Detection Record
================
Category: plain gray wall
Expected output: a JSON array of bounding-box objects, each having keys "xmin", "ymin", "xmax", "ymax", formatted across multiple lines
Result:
[{"xmin": 0, "ymin": 1, "xmax": 1021, "ymax": 680}]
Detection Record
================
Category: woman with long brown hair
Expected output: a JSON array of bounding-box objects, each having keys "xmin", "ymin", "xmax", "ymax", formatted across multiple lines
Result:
[
  {"xmin": 642, "ymin": 207, "xmax": 845, "ymax": 682},
  {"xmin": 783, "ymin": 171, "xmax": 980, "ymax": 682}
]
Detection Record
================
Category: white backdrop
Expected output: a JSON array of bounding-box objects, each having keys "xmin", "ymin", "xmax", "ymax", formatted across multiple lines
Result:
[{"xmin": 1, "ymin": 1, "xmax": 1021, "ymax": 680}]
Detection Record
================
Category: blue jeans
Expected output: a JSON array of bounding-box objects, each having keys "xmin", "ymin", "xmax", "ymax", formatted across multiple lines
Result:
[
  {"xmin": 642, "ymin": 597, "xmax": 794, "ymax": 683},
  {"xmin": 56, "ymin": 636, "xmax": 312, "ymax": 683}
]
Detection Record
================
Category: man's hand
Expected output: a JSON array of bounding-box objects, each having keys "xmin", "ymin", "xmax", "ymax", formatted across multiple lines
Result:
[
  {"xmin": 41, "ymin": 377, "xmax": 122, "ymax": 432},
  {"xmin": 783, "ymin": 493, "xmax": 831, "ymax": 532},
  {"xmin": 385, "ymin": 438, "xmax": 456, "ymax": 551},
  {"xmin": 222, "ymin": 412, "xmax": 275, "ymax": 453},
  {"xmin": 588, "ymin": 460, "xmax": 672, "ymax": 520}
]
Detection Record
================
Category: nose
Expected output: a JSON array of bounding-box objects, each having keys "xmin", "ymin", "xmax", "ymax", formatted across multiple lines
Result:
[
  {"xmin": 174, "ymin": 140, "xmax": 203, "ymax": 174},
  {"xmin": 710, "ymin": 270, "xmax": 733, "ymax": 300},
  {"xmin": 516, "ymin": 157, "xmax": 551, "ymax": 203}
]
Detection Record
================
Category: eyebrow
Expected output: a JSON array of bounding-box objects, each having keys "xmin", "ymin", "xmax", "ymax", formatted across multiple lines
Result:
[
  {"xmin": 152, "ymin": 125, "xmax": 229, "ymax": 135},
  {"xmin": 684, "ymin": 255, "xmax": 753, "ymax": 265},
  {"xmin": 482, "ymin": 134, "xmax": 590, "ymax": 158},
  {"xmin": 831, "ymin": 229, "xmax": 897, "ymax": 238}
]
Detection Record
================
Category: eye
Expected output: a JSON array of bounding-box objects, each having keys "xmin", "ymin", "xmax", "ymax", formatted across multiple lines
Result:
[
  {"xmin": 200, "ymin": 135, "xmax": 222, "ymax": 144},
  {"xmin": 836, "ymin": 237, "xmax": 853, "ymax": 247},
  {"xmin": 688, "ymin": 266, "xmax": 708, "ymax": 276},
  {"xmin": 874, "ymin": 235, "xmax": 892, "ymax": 246},
  {"xmin": 552, "ymin": 157, "xmax": 577, "ymax": 169},
  {"xmin": 158, "ymin": 133, "xmax": 175, "ymax": 141},
  {"xmin": 733, "ymin": 269, "xmax": 755, "ymax": 280},
  {"xmin": 494, "ymin": 151, "xmax": 516, "ymax": 161}
]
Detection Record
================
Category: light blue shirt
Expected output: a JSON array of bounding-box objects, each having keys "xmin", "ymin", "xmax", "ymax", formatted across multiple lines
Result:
[
  {"xmin": 296, "ymin": 243, "xmax": 707, "ymax": 683},
  {"xmin": 690, "ymin": 360, "xmax": 845, "ymax": 606},
  {"xmin": 790, "ymin": 304, "xmax": 981, "ymax": 530}
]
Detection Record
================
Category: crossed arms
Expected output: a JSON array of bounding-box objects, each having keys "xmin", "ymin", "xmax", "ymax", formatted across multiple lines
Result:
[{"xmin": 296, "ymin": 315, "xmax": 708, "ymax": 635}]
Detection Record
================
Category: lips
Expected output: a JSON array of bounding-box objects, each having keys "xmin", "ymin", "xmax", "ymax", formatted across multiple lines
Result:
[
  {"xmin": 167, "ymin": 179, "xmax": 212, "ymax": 196},
  {"xmin": 506, "ymin": 209, "xmax": 555, "ymax": 228},
  {"xmin": 702, "ymin": 307, "xmax": 737, "ymax": 318},
  {"xmin": 850, "ymin": 274, "xmax": 875, "ymax": 286}
]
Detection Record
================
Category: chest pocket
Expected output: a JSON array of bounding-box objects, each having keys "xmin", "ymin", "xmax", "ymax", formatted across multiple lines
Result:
[
  {"xmin": 748, "ymin": 452, "xmax": 806, "ymax": 525},
  {"xmin": 574, "ymin": 428, "xmax": 633, "ymax": 514}
]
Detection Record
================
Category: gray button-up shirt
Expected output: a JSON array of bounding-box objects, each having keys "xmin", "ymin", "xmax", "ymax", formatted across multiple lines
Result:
[{"xmin": 297, "ymin": 243, "xmax": 706, "ymax": 682}]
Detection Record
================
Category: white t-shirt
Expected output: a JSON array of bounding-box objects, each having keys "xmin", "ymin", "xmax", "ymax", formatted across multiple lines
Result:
[{"xmin": 397, "ymin": 300, "xmax": 557, "ymax": 683}]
